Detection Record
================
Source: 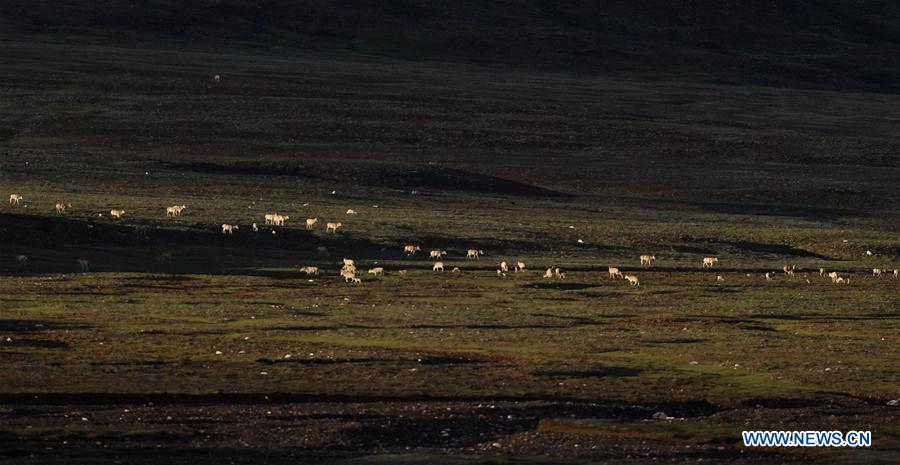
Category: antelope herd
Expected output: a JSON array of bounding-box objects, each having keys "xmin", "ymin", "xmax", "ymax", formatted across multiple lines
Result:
[{"xmin": 4, "ymin": 193, "xmax": 899, "ymax": 289}]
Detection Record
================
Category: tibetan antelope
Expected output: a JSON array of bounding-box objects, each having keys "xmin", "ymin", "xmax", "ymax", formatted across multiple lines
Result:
[
  {"xmin": 624, "ymin": 275, "xmax": 640, "ymax": 286},
  {"xmin": 368, "ymin": 267, "xmax": 384, "ymax": 276},
  {"xmin": 403, "ymin": 245, "xmax": 421, "ymax": 255},
  {"xmin": 639, "ymin": 255, "xmax": 656, "ymax": 266},
  {"xmin": 500, "ymin": 261, "xmax": 509, "ymax": 272},
  {"xmin": 77, "ymin": 259, "xmax": 89, "ymax": 272},
  {"xmin": 702, "ymin": 257, "xmax": 718, "ymax": 268},
  {"xmin": 466, "ymin": 249, "xmax": 483, "ymax": 260},
  {"xmin": 326, "ymin": 222, "xmax": 342, "ymax": 233},
  {"xmin": 429, "ymin": 249, "xmax": 447, "ymax": 259},
  {"xmin": 221, "ymin": 224, "xmax": 238, "ymax": 234},
  {"xmin": 306, "ymin": 218, "xmax": 318, "ymax": 229},
  {"xmin": 55, "ymin": 202, "xmax": 71, "ymax": 214},
  {"xmin": 432, "ymin": 261, "xmax": 444, "ymax": 272},
  {"xmin": 608, "ymin": 267, "xmax": 623, "ymax": 279},
  {"xmin": 299, "ymin": 266, "xmax": 319, "ymax": 276},
  {"xmin": 9, "ymin": 194, "xmax": 23, "ymax": 205},
  {"xmin": 110, "ymin": 209, "xmax": 126, "ymax": 219},
  {"xmin": 515, "ymin": 261, "xmax": 526, "ymax": 272}
]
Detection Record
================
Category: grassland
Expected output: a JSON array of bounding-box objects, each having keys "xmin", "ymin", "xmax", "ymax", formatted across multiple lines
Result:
[{"xmin": 1, "ymin": 39, "xmax": 899, "ymax": 464}]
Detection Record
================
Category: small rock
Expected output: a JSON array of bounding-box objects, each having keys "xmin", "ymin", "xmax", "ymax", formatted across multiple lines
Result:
[
  {"xmin": 651, "ymin": 411, "xmax": 668, "ymax": 420},
  {"xmin": 886, "ymin": 399, "xmax": 899, "ymax": 406}
]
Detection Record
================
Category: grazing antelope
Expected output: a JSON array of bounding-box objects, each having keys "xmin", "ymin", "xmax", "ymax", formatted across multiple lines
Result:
[
  {"xmin": 368, "ymin": 267, "xmax": 384, "ymax": 276},
  {"xmin": 894, "ymin": 269, "xmax": 899, "ymax": 279},
  {"xmin": 157, "ymin": 253, "xmax": 172, "ymax": 264},
  {"xmin": 783, "ymin": 265, "xmax": 795, "ymax": 276},
  {"xmin": 639, "ymin": 254, "xmax": 656, "ymax": 266},
  {"xmin": 451, "ymin": 267, "xmax": 461, "ymax": 273},
  {"xmin": 272, "ymin": 214, "xmax": 289, "ymax": 226},
  {"xmin": 252, "ymin": 223, "xmax": 259, "ymax": 232},
  {"xmin": 819, "ymin": 267, "xmax": 826, "ymax": 277},
  {"xmin": 342, "ymin": 258, "xmax": 355, "ymax": 267},
  {"xmin": 716, "ymin": 275, "xmax": 725, "ymax": 282},
  {"xmin": 299, "ymin": 266, "xmax": 319, "ymax": 276},
  {"xmin": 77, "ymin": 259, "xmax": 89, "ymax": 272},
  {"xmin": 515, "ymin": 261, "xmax": 526, "ymax": 272},
  {"xmin": 55, "ymin": 202, "xmax": 71, "ymax": 214},
  {"xmin": 608, "ymin": 267, "xmax": 623, "ymax": 279},
  {"xmin": 554, "ymin": 267, "xmax": 566, "ymax": 279},
  {"xmin": 432, "ymin": 261, "xmax": 444, "ymax": 272},
  {"xmin": 346, "ymin": 209, "xmax": 357, "ymax": 215},
  {"xmin": 765, "ymin": 272, "xmax": 773, "ymax": 281},
  {"xmin": 265, "ymin": 213, "xmax": 276, "ymax": 225},
  {"xmin": 466, "ymin": 249, "xmax": 483, "ymax": 260},
  {"xmin": 16, "ymin": 255, "xmax": 28, "ymax": 265},
  {"xmin": 873, "ymin": 268, "xmax": 883, "ymax": 277},
  {"xmin": 306, "ymin": 218, "xmax": 318, "ymax": 229},
  {"xmin": 403, "ymin": 245, "xmax": 421, "ymax": 255},
  {"xmin": 429, "ymin": 249, "xmax": 447, "ymax": 259},
  {"xmin": 9, "ymin": 194, "xmax": 23, "ymax": 205},
  {"xmin": 500, "ymin": 261, "xmax": 509, "ymax": 272},
  {"xmin": 624, "ymin": 275, "xmax": 640, "ymax": 286},
  {"xmin": 543, "ymin": 267, "xmax": 554, "ymax": 279},
  {"xmin": 110, "ymin": 209, "xmax": 126, "ymax": 219},
  {"xmin": 702, "ymin": 257, "xmax": 718, "ymax": 268},
  {"xmin": 341, "ymin": 270, "xmax": 357, "ymax": 283},
  {"xmin": 221, "ymin": 224, "xmax": 238, "ymax": 234},
  {"xmin": 326, "ymin": 222, "xmax": 342, "ymax": 233},
  {"xmin": 828, "ymin": 271, "xmax": 839, "ymax": 283}
]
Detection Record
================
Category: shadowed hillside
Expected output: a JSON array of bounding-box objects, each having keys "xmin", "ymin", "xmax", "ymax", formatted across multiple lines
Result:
[{"xmin": 3, "ymin": 0, "xmax": 900, "ymax": 91}]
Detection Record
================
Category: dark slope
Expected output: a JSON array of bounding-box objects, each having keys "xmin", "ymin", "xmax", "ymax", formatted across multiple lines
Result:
[{"xmin": 3, "ymin": 0, "xmax": 900, "ymax": 92}]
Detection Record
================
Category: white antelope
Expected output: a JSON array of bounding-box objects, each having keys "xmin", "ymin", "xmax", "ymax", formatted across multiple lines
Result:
[
  {"xmin": 342, "ymin": 258, "xmax": 355, "ymax": 267},
  {"xmin": 326, "ymin": 222, "xmax": 342, "ymax": 233},
  {"xmin": 828, "ymin": 271, "xmax": 839, "ymax": 283},
  {"xmin": 306, "ymin": 218, "xmax": 318, "ymax": 229},
  {"xmin": 299, "ymin": 266, "xmax": 319, "ymax": 276},
  {"xmin": 543, "ymin": 267, "xmax": 554, "ymax": 278},
  {"xmin": 819, "ymin": 267, "xmax": 826, "ymax": 277},
  {"xmin": 624, "ymin": 275, "xmax": 640, "ymax": 286},
  {"xmin": 368, "ymin": 267, "xmax": 384, "ymax": 276},
  {"xmin": 873, "ymin": 268, "xmax": 883, "ymax": 277},
  {"xmin": 451, "ymin": 267, "xmax": 461, "ymax": 273},
  {"xmin": 515, "ymin": 261, "xmax": 526, "ymax": 272},
  {"xmin": 346, "ymin": 209, "xmax": 357, "ymax": 215},
  {"xmin": 765, "ymin": 272, "xmax": 773, "ymax": 281},
  {"xmin": 16, "ymin": 255, "xmax": 28, "ymax": 265},
  {"xmin": 608, "ymin": 266, "xmax": 623, "ymax": 279},
  {"xmin": 783, "ymin": 265, "xmax": 795, "ymax": 276},
  {"xmin": 55, "ymin": 202, "xmax": 71, "ymax": 214},
  {"xmin": 466, "ymin": 249, "xmax": 483, "ymax": 260},
  {"xmin": 429, "ymin": 249, "xmax": 446, "ymax": 259},
  {"xmin": 554, "ymin": 267, "xmax": 566, "ymax": 279},
  {"xmin": 9, "ymin": 194, "xmax": 23, "ymax": 205},
  {"xmin": 77, "ymin": 259, "xmax": 89, "ymax": 272},
  {"xmin": 702, "ymin": 257, "xmax": 718, "ymax": 268},
  {"xmin": 500, "ymin": 261, "xmax": 509, "ymax": 272},
  {"xmin": 403, "ymin": 245, "xmax": 421, "ymax": 255},
  {"xmin": 894, "ymin": 269, "xmax": 899, "ymax": 279},
  {"xmin": 212, "ymin": 74, "xmax": 221, "ymax": 82},
  {"xmin": 272, "ymin": 214, "xmax": 289, "ymax": 226},
  {"xmin": 221, "ymin": 224, "xmax": 238, "ymax": 234},
  {"xmin": 166, "ymin": 205, "xmax": 186, "ymax": 217},
  {"xmin": 252, "ymin": 223, "xmax": 259, "ymax": 232},
  {"xmin": 432, "ymin": 261, "xmax": 444, "ymax": 272},
  {"xmin": 716, "ymin": 275, "xmax": 725, "ymax": 283},
  {"xmin": 110, "ymin": 209, "xmax": 126, "ymax": 219},
  {"xmin": 264, "ymin": 213, "xmax": 276, "ymax": 225},
  {"xmin": 639, "ymin": 254, "xmax": 656, "ymax": 266}
]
